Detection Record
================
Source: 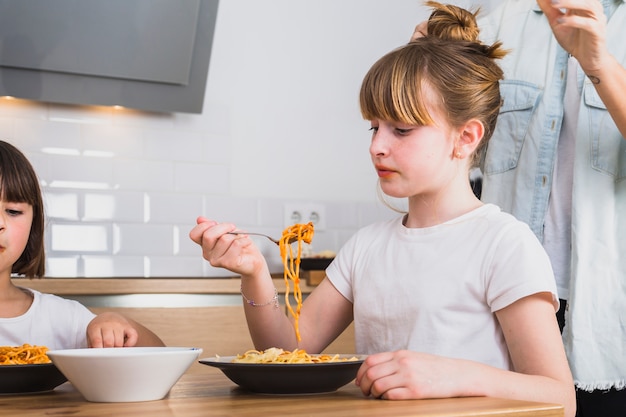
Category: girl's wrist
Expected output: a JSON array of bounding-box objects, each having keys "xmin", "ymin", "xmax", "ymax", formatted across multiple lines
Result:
[{"xmin": 240, "ymin": 286, "xmax": 279, "ymax": 308}]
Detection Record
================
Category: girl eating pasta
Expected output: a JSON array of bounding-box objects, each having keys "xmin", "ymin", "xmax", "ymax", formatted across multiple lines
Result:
[
  {"xmin": 0, "ymin": 140, "xmax": 164, "ymax": 351},
  {"xmin": 189, "ymin": 2, "xmax": 575, "ymax": 415}
]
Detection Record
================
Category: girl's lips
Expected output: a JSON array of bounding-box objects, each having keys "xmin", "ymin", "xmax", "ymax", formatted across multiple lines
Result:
[{"xmin": 375, "ymin": 165, "xmax": 395, "ymax": 178}]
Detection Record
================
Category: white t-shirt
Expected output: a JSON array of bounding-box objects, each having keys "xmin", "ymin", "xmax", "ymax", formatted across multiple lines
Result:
[
  {"xmin": 327, "ymin": 204, "xmax": 558, "ymax": 371},
  {"xmin": 0, "ymin": 288, "xmax": 96, "ymax": 350},
  {"xmin": 542, "ymin": 56, "xmax": 580, "ymax": 301}
]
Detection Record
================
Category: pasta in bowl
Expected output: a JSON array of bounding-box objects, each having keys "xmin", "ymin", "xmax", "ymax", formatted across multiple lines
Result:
[
  {"xmin": 200, "ymin": 348, "xmax": 365, "ymax": 394},
  {"xmin": 232, "ymin": 347, "xmax": 359, "ymax": 364},
  {"xmin": 0, "ymin": 344, "xmax": 67, "ymax": 394}
]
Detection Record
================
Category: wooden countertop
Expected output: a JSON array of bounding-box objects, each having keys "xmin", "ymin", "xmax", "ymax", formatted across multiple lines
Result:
[
  {"xmin": 1, "ymin": 369, "xmax": 564, "ymax": 417},
  {"xmin": 12, "ymin": 277, "xmax": 317, "ymax": 295}
]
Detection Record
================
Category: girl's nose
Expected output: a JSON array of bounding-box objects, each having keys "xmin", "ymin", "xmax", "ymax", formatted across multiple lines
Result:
[{"xmin": 369, "ymin": 133, "xmax": 387, "ymax": 157}]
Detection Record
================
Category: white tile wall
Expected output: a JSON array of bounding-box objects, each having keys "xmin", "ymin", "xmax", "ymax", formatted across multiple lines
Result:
[
  {"xmin": 3, "ymin": 0, "xmax": 483, "ymax": 278},
  {"xmin": 51, "ymin": 224, "xmax": 110, "ymax": 252},
  {"xmin": 4, "ymin": 98, "xmax": 398, "ymax": 278}
]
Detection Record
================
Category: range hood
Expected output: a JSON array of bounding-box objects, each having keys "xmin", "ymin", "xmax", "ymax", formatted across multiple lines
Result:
[{"xmin": 0, "ymin": 0, "xmax": 219, "ymax": 114}]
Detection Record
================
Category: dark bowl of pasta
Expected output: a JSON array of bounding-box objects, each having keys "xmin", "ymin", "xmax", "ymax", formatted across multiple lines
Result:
[
  {"xmin": 0, "ymin": 363, "xmax": 67, "ymax": 394},
  {"xmin": 199, "ymin": 348, "xmax": 365, "ymax": 394},
  {"xmin": 0, "ymin": 344, "xmax": 67, "ymax": 394}
]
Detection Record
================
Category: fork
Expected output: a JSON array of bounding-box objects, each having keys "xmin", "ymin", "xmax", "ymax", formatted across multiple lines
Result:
[{"xmin": 227, "ymin": 231, "xmax": 281, "ymax": 245}]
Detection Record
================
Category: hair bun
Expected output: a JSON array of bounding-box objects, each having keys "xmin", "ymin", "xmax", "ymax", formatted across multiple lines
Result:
[{"xmin": 425, "ymin": 1, "xmax": 480, "ymax": 43}]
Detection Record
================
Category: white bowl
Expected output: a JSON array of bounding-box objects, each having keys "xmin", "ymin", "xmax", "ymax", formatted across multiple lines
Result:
[{"xmin": 47, "ymin": 347, "xmax": 202, "ymax": 402}]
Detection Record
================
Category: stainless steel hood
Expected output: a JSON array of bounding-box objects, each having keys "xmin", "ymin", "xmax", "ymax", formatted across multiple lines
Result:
[{"xmin": 0, "ymin": 0, "xmax": 219, "ymax": 114}]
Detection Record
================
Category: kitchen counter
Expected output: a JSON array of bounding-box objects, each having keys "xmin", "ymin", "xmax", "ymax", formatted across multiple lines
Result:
[
  {"xmin": 12, "ymin": 277, "xmax": 317, "ymax": 307},
  {"xmin": 13, "ymin": 277, "xmax": 309, "ymax": 296}
]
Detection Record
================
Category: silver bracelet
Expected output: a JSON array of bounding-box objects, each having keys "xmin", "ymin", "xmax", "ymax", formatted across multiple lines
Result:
[{"xmin": 240, "ymin": 286, "xmax": 279, "ymax": 308}]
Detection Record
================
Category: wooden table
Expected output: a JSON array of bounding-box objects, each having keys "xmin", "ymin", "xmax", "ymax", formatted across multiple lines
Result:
[{"xmin": 0, "ymin": 369, "xmax": 563, "ymax": 417}]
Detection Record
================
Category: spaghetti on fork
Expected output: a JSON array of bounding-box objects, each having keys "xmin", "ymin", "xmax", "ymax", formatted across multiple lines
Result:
[{"xmin": 279, "ymin": 222, "xmax": 314, "ymax": 342}]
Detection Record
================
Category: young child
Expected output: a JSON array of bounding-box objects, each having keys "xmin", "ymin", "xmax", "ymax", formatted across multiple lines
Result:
[
  {"xmin": 189, "ymin": 2, "xmax": 575, "ymax": 415},
  {"xmin": 0, "ymin": 140, "xmax": 164, "ymax": 349}
]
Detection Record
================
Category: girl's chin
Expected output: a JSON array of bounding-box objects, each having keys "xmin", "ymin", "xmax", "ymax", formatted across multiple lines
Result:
[
  {"xmin": 378, "ymin": 181, "xmax": 415, "ymax": 199},
  {"xmin": 380, "ymin": 188, "xmax": 408, "ymax": 199}
]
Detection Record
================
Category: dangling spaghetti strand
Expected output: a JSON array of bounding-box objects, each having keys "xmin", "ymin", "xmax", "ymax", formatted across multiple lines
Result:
[{"xmin": 279, "ymin": 222, "xmax": 314, "ymax": 342}]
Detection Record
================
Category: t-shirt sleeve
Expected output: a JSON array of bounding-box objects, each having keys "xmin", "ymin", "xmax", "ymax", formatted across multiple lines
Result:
[
  {"xmin": 485, "ymin": 220, "xmax": 559, "ymax": 313},
  {"xmin": 69, "ymin": 300, "xmax": 97, "ymax": 348},
  {"xmin": 325, "ymin": 233, "xmax": 359, "ymax": 304},
  {"xmin": 40, "ymin": 293, "xmax": 96, "ymax": 349}
]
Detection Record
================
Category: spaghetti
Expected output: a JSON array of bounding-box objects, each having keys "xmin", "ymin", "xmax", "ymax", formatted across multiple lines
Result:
[
  {"xmin": 279, "ymin": 222, "xmax": 314, "ymax": 342},
  {"xmin": 232, "ymin": 347, "xmax": 357, "ymax": 364},
  {"xmin": 0, "ymin": 344, "xmax": 51, "ymax": 365}
]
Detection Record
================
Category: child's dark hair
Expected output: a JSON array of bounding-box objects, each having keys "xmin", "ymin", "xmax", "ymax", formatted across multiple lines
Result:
[
  {"xmin": 360, "ymin": 1, "xmax": 507, "ymax": 167},
  {"xmin": 0, "ymin": 141, "xmax": 45, "ymax": 277}
]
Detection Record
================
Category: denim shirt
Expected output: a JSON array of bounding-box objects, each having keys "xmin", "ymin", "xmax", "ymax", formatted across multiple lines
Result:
[{"xmin": 479, "ymin": 0, "xmax": 626, "ymax": 391}]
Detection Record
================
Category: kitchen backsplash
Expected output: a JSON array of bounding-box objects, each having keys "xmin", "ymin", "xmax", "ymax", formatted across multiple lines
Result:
[
  {"xmin": 4, "ymin": 98, "xmax": 399, "ymax": 278},
  {"xmin": 1, "ymin": 0, "xmax": 480, "ymax": 278}
]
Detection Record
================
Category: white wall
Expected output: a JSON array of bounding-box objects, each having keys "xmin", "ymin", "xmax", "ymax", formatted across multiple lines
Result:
[{"xmin": 3, "ymin": 0, "xmax": 495, "ymax": 277}]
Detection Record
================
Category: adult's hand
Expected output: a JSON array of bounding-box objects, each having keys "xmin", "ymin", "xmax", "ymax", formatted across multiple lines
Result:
[
  {"xmin": 410, "ymin": 21, "xmax": 428, "ymax": 41},
  {"xmin": 537, "ymin": 0, "xmax": 607, "ymax": 74}
]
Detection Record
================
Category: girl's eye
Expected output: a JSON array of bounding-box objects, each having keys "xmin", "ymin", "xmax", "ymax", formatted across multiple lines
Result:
[
  {"xmin": 368, "ymin": 126, "xmax": 379, "ymax": 133},
  {"xmin": 6, "ymin": 209, "xmax": 23, "ymax": 217},
  {"xmin": 3, "ymin": 202, "xmax": 28, "ymax": 217},
  {"xmin": 396, "ymin": 128, "xmax": 412, "ymax": 135}
]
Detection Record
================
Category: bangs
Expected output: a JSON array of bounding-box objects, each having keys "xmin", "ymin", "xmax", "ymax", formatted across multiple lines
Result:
[
  {"xmin": 359, "ymin": 44, "xmax": 435, "ymax": 126},
  {"xmin": 0, "ymin": 146, "xmax": 40, "ymax": 205}
]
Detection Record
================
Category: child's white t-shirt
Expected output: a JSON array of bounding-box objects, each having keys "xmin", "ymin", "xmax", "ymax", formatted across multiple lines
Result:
[
  {"xmin": 0, "ymin": 288, "xmax": 96, "ymax": 349},
  {"xmin": 327, "ymin": 204, "xmax": 558, "ymax": 371}
]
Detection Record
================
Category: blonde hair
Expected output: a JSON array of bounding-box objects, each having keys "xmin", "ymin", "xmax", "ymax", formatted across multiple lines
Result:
[{"xmin": 360, "ymin": 1, "xmax": 507, "ymax": 167}]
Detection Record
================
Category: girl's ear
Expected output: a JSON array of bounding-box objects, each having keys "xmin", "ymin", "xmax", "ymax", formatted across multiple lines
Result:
[{"xmin": 454, "ymin": 119, "xmax": 484, "ymax": 159}]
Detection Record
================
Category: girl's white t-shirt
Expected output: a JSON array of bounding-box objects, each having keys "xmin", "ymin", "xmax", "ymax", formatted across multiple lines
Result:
[
  {"xmin": 0, "ymin": 288, "xmax": 96, "ymax": 350},
  {"xmin": 327, "ymin": 204, "xmax": 558, "ymax": 371}
]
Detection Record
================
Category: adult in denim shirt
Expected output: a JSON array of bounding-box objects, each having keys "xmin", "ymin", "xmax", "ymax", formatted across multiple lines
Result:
[{"xmin": 476, "ymin": 0, "xmax": 626, "ymax": 415}]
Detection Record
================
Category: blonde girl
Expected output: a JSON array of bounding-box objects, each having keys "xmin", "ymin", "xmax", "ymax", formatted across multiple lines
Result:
[{"xmin": 190, "ymin": 3, "xmax": 575, "ymax": 415}]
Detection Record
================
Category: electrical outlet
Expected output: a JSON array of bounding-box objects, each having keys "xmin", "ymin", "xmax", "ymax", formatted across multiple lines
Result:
[{"xmin": 283, "ymin": 203, "xmax": 326, "ymax": 231}]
